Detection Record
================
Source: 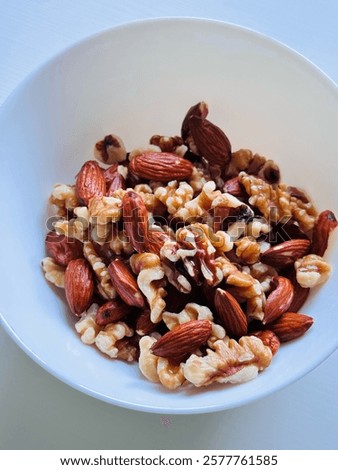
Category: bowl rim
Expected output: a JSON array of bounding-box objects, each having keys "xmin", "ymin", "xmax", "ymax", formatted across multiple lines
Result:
[{"xmin": 0, "ymin": 17, "xmax": 337, "ymax": 414}]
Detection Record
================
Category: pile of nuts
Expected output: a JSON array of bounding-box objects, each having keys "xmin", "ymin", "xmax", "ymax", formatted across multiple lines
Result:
[{"xmin": 42, "ymin": 102, "xmax": 337, "ymax": 390}]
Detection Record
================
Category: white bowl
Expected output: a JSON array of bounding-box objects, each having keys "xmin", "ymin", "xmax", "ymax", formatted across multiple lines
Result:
[{"xmin": 0, "ymin": 18, "xmax": 337, "ymax": 414}]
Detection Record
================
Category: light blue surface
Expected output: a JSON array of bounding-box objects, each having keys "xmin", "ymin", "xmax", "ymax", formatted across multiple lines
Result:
[{"xmin": 0, "ymin": 0, "xmax": 337, "ymax": 450}]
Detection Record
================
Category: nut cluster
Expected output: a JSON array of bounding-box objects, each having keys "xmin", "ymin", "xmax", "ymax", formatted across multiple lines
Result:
[{"xmin": 41, "ymin": 101, "xmax": 337, "ymax": 390}]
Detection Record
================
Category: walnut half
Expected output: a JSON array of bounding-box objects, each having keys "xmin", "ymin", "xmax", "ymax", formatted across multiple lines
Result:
[
  {"xmin": 295, "ymin": 254, "xmax": 331, "ymax": 288},
  {"xmin": 183, "ymin": 336, "xmax": 272, "ymax": 387}
]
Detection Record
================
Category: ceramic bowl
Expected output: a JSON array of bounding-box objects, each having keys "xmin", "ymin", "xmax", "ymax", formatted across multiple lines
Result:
[{"xmin": 0, "ymin": 18, "xmax": 337, "ymax": 414}]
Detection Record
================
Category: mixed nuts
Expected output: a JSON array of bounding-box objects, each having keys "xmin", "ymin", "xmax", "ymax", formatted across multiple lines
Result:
[{"xmin": 41, "ymin": 101, "xmax": 337, "ymax": 390}]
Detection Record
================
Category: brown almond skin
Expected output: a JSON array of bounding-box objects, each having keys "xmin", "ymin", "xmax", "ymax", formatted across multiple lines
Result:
[
  {"xmin": 129, "ymin": 152, "xmax": 194, "ymax": 181},
  {"xmin": 75, "ymin": 160, "xmax": 106, "ymax": 206},
  {"xmin": 214, "ymin": 288, "xmax": 248, "ymax": 337},
  {"xmin": 288, "ymin": 271, "xmax": 310, "ymax": 312},
  {"xmin": 272, "ymin": 221, "xmax": 309, "ymax": 243},
  {"xmin": 151, "ymin": 320, "xmax": 212, "ymax": 359},
  {"xmin": 311, "ymin": 210, "xmax": 338, "ymax": 256},
  {"xmin": 251, "ymin": 330, "xmax": 280, "ymax": 355},
  {"xmin": 96, "ymin": 299, "xmax": 134, "ymax": 326},
  {"xmin": 103, "ymin": 163, "xmax": 119, "ymax": 186},
  {"xmin": 122, "ymin": 191, "xmax": 149, "ymax": 253},
  {"xmin": 267, "ymin": 312, "xmax": 314, "ymax": 342},
  {"xmin": 108, "ymin": 259, "xmax": 145, "ymax": 308},
  {"xmin": 287, "ymin": 286, "xmax": 309, "ymax": 313},
  {"xmin": 135, "ymin": 309, "xmax": 156, "ymax": 336},
  {"xmin": 188, "ymin": 116, "xmax": 232, "ymax": 167},
  {"xmin": 106, "ymin": 173, "xmax": 126, "ymax": 195},
  {"xmin": 260, "ymin": 239, "xmax": 310, "ymax": 268},
  {"xmin": 263, "ymin": 276, "xmax": 294, "ymax": 324},
  {"xmin": 145, "ymin": 230, "xmax": 172, "ymax": 256},
  {"xmin": 64, "ymin": 259, "xmax": 94, "ymax": 316},
  {"xmin": 91, "ymin": 239, "xmax": 115, "ymax": 264},
  {"xmin": 181, "ymin": 101, "xmax": 209, "ymax": 142},
  {"xmin": 45, "ymin": 232, "xmax": 83, "ymax": 266},
  {"xmin": 223, "ymin": 177, "xmax": 246, "ymax": 197}
]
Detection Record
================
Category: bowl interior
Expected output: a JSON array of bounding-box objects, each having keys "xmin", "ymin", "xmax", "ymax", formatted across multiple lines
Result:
[{"xmin": 0, "ymin": 18, "xmax": 337, "ymax": 413}]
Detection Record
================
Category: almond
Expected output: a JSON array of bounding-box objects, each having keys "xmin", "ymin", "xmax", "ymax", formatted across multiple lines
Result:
[
  {"xmin": 181, "ymin": 101, "xmax": 209, "ymax": 142},
  {"xmin": 311, "ymin": 210, "xmax": 337, "ymax": 256},
  {"xmin": 75, "ymin": 160, "xmax": 106, "ymax": 206},
  {"xmin": 263, "ymin": 276, "xmax": 294, "ymax": 324},
  {"xmin": 288, "ymin": 271, "xmax": 310, "ymax": 312},
  {"xmin": 151, "ymin": 319, "xmax": 211, "ymax": 359},
  {"xmin": 250, "ymin": 330, "xmax": 280, "ymax": 355},
  {"xmin": 103, "ymin": 163, "xmax": 119, "ymax": 186},
  {"xmin": 214, "ymin": 288, "xmax": 248, "ymax": 337},
  {"xmin": 260, "ymin": 239, "xmax": 310, "ymax": 268},
  {"xmin": 129, "ymin": 152, "xmax": 194, "ymax": 181},
  {"xmin": 106, "ymin": 173, "xmax": 126, "ymax": 195},
  {"xmin": 45, "ymin": 232, "xmax": 83, "ymax": 266},
  {"xmin": 108, "ymin": 259, "xmax": 145, "ymax": 308},
  {"xmin": 223, "ymin": 177, "xmax": 246, "ymax": 197},
  {"xmin": 64, "ymin": 259, "xmax": 94, "ymax": 315},
  {"xmin": 96, "ymin": 298, "xmax": 133, "ymax": 326},
  {"xmin": 122, "ymin": 191, "xmax": 149, "ymax": 253},
  {"xmin": 188, "ymin": 116, "xmax": 232, "ymax": 167},
  {"xmin": 272, "ymin": 221, "xmax": 309, "ymax": 243},
  {"xmin": 135, "ymin": 309, "xmax": 156, "ymax": 336},
  {"xmin": 91, "ymin": 239, "xmax": 115, "ymax": 263},
  {"xmin": 145, "ymin": 230, "xmax": 172, "ymax": 256},
  {"xmin": 267, "ymin": 312, "xmax": 314, "ymax": 342}
]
